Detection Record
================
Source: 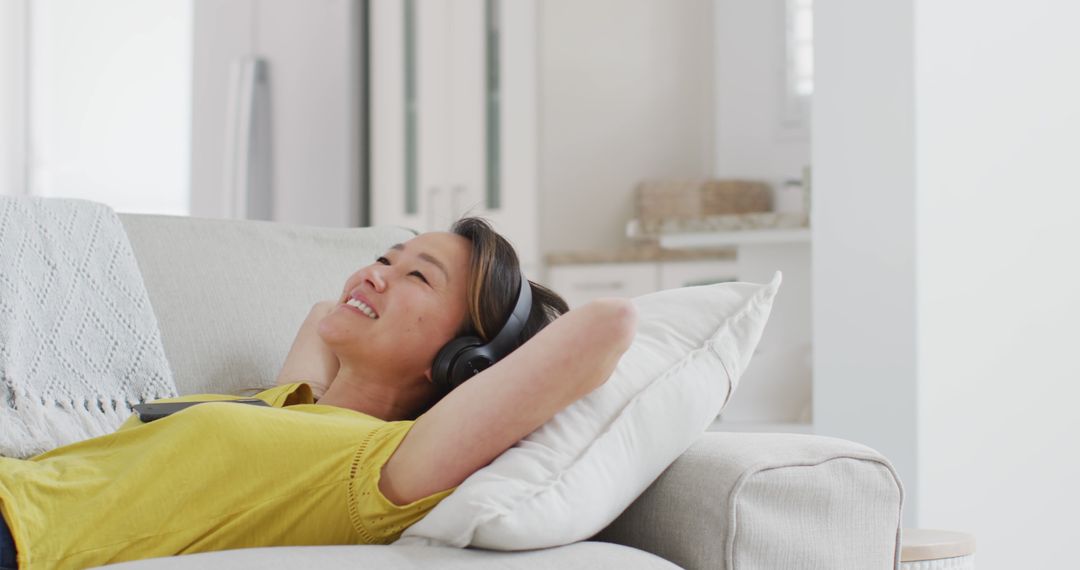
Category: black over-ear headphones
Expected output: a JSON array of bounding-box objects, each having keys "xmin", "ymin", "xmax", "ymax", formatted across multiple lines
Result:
[{"xmin": 431, "ymin": 270, "xmax": 532, "ymax": 392}]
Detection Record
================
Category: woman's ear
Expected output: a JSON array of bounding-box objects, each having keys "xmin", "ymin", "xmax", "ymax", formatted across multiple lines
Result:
[{"xmin": 424, "ymin": 367, "xmax": 433, "ymax": 383}]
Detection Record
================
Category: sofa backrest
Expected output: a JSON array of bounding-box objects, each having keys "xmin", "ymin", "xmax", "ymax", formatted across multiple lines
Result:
[{"xmin": 119, "ymin": 213, "xmax": 416, "ymax": 396}]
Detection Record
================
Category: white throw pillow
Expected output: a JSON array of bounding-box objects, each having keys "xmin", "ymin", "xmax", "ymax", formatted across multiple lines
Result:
[{"xmin": 395, "ymin": 272, "xmax": 782, "ymax": 550}]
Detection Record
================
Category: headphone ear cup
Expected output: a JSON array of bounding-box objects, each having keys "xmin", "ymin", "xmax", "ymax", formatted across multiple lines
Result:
[{"xmin": 431, "ymin": 335, "xmax": 483, "ymax": 392}]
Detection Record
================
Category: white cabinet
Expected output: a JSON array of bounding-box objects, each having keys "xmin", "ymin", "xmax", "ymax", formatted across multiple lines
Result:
[
  {"xmin": 547, "ymin": 263, "xmax": 660, "ymax": 309},
  {"xmin": 370, "ymin": 0, "xmax": 540, "ymax": 273},
  {"xmin": 718, "ymin": 241, "xmax": 812, "ymax": 425},
  {"xmin": 545, "ymin": 241, "xmax": 812, "ymax": 428},
  {"xmin": 659, "ymin": 260, "xmax": 739, "ymax": 290},
  {"xmin": 548, "ymin": 259, "xmax": 741, "ymax": 309}
]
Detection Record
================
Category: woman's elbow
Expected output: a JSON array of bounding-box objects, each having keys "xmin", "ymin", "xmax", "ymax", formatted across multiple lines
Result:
[{"xmin": 588, "ymin": 297, "xmax": 638, "ymax": 351}]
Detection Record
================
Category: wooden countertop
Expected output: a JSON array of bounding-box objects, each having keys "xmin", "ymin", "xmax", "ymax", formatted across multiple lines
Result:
[{"xmin": 544, "ymin": 243, "xmax": 736, "ymax": 265}]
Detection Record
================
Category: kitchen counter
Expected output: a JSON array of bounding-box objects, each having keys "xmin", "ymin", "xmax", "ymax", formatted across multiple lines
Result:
[
  {"xmin": 544, "ymin": 243, "xmax": 736, "ymax": 265},
  {"xmin": 627, "ymin": 211, "xmax": 809, "ymax": 239}
]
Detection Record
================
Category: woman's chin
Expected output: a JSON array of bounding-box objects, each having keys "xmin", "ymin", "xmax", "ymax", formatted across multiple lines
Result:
[{"xmin": 316, "ymin": 311, "xmax": 368, "ymax": 346}]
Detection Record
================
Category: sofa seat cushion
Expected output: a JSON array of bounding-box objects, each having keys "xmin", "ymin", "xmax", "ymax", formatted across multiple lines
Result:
[{"xmin": 91, "ymin": 541, "xmax": 680, "ymax": 570}]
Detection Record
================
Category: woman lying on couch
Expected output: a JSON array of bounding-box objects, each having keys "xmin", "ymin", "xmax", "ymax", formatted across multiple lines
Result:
[{"xmin": 0, "ymin": 217, "xmax": 638, "ymax": 570}]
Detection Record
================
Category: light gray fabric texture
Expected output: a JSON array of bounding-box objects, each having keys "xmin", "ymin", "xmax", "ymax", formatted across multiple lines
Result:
[
  {"xmin": 118, "ymin": 213, "xmax": 416, "ymax": 397},
  {"xmin": 0, "ymin": 198, "xmax": 177, "ymax": 459},
  {"xmin": 594, "ymin": 431, "xmax": 904, "ymax": 570},
  {"xmin": 91, "ymin": 542, "xmax": 681, "ymax": 570},
  {"xmin": 109, "ymin": 214, "xmax": 905, "ymax": 569}
]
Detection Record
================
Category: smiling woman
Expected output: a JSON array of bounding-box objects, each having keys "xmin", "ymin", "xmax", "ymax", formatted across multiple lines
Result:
[
  {"xmin": 313, "ymin": 228, "xmax": 475, "ymax": 417},
  {"xmin": 272, "ymin": 216, "xmax": 639, "ymax": 511},
  {"xmin": 275, "ymin": 217, "xmax": 571, "ymax": 421},
  {"xmin": 0, "ymin": 216, "xmax": 623, "ymax": 568}
]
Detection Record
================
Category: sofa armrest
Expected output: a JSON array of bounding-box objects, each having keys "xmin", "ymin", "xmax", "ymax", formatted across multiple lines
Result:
[{"xmin": 593, "ymin": 431, "xmax": 905, "ymax": 570}]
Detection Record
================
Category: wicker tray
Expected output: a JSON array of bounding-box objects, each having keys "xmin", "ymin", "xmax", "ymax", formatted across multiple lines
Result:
[{"xmin": 635, "ymin": 179, "xmax": 772, "ymax": 224}]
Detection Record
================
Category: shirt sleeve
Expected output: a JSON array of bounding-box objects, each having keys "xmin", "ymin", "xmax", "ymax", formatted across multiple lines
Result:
[
  {"xmin": 254, "ymin": 382, "xmax": 315, "ymax": 407},
  {"xmin": 346, "ymin": 420, "xmax": 458, "ymax": 544}
]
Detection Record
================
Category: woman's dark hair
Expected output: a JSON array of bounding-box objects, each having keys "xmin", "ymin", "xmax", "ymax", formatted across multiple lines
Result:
[
  {"xmin": 370, "ymin": 216, "xmax": 568, "ymax": 417},
  {"xmin": 449, "ymin": 216, "xmax": 569, "ymax": 348}
]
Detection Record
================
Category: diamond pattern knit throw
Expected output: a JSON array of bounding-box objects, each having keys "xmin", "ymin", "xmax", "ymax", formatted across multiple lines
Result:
[{"xmin": 0, "ymin": 197, "xmax": 178, "ymax": 459}]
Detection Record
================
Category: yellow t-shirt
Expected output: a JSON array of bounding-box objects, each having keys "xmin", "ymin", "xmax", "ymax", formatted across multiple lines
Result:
[{"xmin": 0, "ymin": 382, "xmax": 454, "ymax": 570}]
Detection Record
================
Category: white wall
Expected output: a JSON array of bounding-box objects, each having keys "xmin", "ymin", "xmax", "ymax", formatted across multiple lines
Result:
[
  {"xmin": 812, "ymin": 0, "xmax": 918, "ymax": 528},
  {"xmin": 816, "ymin": 0, "xmax": 1080, "ymax": 565},
  {"xmin": 712, "ymin": 0, "xmax": 810, "ymax": 188},
  {"xmin": 538, "ymin": 0, "xmax": 715, "ymax": 254},
  {"xmin": 915, "ymin": 0, "xmax": 1080, "ymax": 566}
]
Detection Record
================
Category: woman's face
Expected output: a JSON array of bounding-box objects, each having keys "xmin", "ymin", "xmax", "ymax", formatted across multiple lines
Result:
[{"xmin": 317, "ymin": 231, "xmax": 472, "ymax": 383}]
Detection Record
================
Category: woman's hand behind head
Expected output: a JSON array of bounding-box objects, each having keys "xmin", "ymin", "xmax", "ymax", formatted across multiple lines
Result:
[{"xmin": 275, "ymin": 300, "xmax": 341, "ymax": 400}]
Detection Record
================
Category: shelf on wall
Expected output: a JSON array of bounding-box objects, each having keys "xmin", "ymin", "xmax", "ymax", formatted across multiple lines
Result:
[{"xmin": 658, "ymin": 228, "xmax": 811, "ymax": 249}]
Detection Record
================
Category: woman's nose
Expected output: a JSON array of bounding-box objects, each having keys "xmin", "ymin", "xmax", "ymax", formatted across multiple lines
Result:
[{"xmin": 366, "ymin": 267, "xmax": 387, "ymax": 292}]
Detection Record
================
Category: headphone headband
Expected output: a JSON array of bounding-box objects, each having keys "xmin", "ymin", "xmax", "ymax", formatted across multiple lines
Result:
[
  {"xmin": 481, "ymin": 270, "xmax": 532, "ymax": 359},
  {"xmin": 430, "ymin": 269, "xmax": 532, "ymax": 392}
]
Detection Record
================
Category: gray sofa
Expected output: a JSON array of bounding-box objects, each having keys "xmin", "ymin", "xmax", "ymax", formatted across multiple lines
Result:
[{"xmin": 98, "ymin": 213, "xmax": 905, "ymax": 569}]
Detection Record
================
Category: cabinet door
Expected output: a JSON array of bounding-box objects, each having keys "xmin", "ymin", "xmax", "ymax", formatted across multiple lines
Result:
[
  {"xmin": 372, "ymin": 0, "xmax": 452, "ymax": 233},
  {"xmin": 370, "ymin": 0, "xmax": 414, "ymax": 231},
  {"xmin": 455, "ymin": 0, "xmax": 540, "ymax": 273},
  {"xmin": 659, "ymin": 260, "xmax": 739, "ymax": 290},
  {"xmin": 416, "ymin": 0, "xmax": 454, "ymax": 232},
  {"xmin": 430, "ymin": 0, "xmax": 539, "ymax": 273},
  {"xmin": 260, "ymin": 0, "xmax": 362, "ymax": 226},
  {"xmin": 372, "ymin": 0, "xmax": 539, "ymax": 272},
  {"xmin": 446, "ymin": 0, "xmax": 484, "ymax": 228},
  {"xmin": 547, "ymin": 263, "xmax": 659, "ymax": 309},
  {"xmin": 192, "ymin": 0, "xmax": 361, "ymax": 225}
]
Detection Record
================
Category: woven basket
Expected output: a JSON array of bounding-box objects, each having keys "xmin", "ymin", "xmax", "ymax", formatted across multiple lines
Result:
[{"xmin": 635, "ymin": 179, "xmax": 772, "ymax": 224}]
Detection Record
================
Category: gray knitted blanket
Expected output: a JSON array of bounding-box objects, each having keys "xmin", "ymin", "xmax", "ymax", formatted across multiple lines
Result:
[{"xmin": 0, "ymin": 197, "xmax": 178, "ymax": 458}]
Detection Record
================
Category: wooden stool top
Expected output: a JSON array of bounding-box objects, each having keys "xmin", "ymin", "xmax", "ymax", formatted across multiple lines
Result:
[{"xmin": 901, "ymin": 528, "xmax": 977, "ymax": 562}]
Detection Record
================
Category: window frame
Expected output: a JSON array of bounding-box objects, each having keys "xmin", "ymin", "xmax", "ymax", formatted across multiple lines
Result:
[
  {"xmin": 0, "ymin": 0, "xmax": 30, "ymax": 197},
  {"xmin": 777, "ymin": 0, "xmax": 813, "ymax": 140}
]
